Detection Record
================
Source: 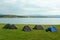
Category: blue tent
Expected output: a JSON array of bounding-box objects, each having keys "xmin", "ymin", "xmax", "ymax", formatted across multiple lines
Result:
[{"xmin": 46, "ymin": 26, "xmax": 57, "ymax": 32}]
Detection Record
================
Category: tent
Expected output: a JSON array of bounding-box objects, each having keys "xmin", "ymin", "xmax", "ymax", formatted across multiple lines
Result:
[
  {"xmin": 33, "ymin": 25, "xmax": 44, "ymax": 30},
  {"xmin": 3, "ymin": 24, "xmax": 17, "ymax": 29},
  {"xmin": 22, "ymin": 25, "xmax": 31, "ymax": 32},
  {"xmin": 46, "ymin": 26, "xmax": 57, "ymax": 32}
]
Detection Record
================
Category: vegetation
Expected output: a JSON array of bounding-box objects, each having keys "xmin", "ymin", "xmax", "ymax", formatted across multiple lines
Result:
[
  {"xmin": 0, "ymin": 24, "xmax": 60, "ymax": 40},
  {"xmin": 0, "ymin": 15, "xmax": 19, "ymax": 18},
  {"xmin": 0, "ymin": 15, "xmax": 47, "ymax": 18}
]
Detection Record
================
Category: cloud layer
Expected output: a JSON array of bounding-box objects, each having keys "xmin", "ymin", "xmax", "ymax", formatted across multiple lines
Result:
[{"xmin": 0, "ymin": 0, "xmax": 60, "ymax": 16}]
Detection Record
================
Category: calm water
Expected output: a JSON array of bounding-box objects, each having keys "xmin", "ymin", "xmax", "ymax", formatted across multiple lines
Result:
[{"xmin": 0, "ymin": 18, "xmax": 60, "ymax": 24}]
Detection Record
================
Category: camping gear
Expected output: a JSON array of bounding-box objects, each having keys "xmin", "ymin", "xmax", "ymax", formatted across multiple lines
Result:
[
  {"xmin": 3, "ymin": 24, "xmax": 17, "ymax": 29},
  {"xmin": 22, "ymin": 25, "xmax": 31, "ymax": 32},
  {"xmin": 33, "ymin": 25, "xmax": 44, "ymax": 30},
  {"xmin": 46, "ymin": 26, "xmax": 57, "ymax": 32}
]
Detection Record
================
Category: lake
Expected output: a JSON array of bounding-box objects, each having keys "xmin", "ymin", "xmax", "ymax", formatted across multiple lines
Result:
[{"xmin": 0, "ymin": 18, "xmax": 60, "ymax": 24}]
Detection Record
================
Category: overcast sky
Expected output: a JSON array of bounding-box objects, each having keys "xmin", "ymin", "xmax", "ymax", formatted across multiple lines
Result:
[{"xmin": 0, "ymin": 0, "xmax": 60, "ymax": 16}]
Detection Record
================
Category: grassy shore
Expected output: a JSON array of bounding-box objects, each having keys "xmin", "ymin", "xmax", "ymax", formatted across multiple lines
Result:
[{"xmin": 0, "ymin": 24, "xmax": 60, "ymax": 40}]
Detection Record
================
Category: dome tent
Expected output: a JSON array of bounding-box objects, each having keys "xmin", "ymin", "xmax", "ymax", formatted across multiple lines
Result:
[
  {"xmin": 3, "ymin": 24, "xmax": 17, "ymax": 29},
  {"xmin": 33, "ymin": 25, "xmax": 44, "ymax": 30},
  {"xmin": 22, "ymin": 25, "xmax": 31, "ymax": 32},
  {"xmin": 46, "ymin": 26, "xmax": 57, "ymax": 32}
]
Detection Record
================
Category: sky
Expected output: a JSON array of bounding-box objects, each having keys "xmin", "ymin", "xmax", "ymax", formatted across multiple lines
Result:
[{"xmin": 0, "ymin": 0, "xmax": 60, "ymax": 16}]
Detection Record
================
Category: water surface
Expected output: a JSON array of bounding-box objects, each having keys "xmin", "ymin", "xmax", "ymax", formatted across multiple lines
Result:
[{"xmin": 0, "ymin": 18, "xmax": 60, "ymax": 24}]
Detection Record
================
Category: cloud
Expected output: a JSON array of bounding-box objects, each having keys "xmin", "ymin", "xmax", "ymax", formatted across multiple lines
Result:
[{"xmin": 0, "ymin": 0, "xmax": 60, "ymax": 16}]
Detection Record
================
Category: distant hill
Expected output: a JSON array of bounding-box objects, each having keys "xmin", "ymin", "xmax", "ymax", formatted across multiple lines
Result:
[
  {"xmin": 0, "ymin": 15, "xmax": 47, "ymax": 18},
  {"xmin": 0, "ymin": 15, "xmax": 17, "ymax": 18},
  {"xmin": 0, "ymin": 15, "xmax": 60, "ymax": 18}
]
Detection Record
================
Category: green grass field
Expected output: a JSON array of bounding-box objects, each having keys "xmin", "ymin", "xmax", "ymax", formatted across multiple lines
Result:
[{"xmin": 0, "ymin": 24, "xmax": 60, "ymax": 40}]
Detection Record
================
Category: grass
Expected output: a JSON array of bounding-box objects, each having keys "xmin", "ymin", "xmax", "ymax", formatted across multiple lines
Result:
[{"xmin": 0, "ymin": 24, "xmax": 60, "ymax": 40}]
